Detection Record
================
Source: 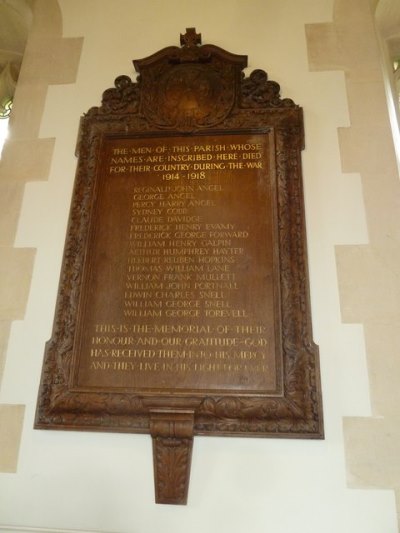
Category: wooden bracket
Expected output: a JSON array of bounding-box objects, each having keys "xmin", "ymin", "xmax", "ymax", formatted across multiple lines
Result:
[{"xmin": 150, "ymin": 410, "xmax": 194, "ymax": 505}]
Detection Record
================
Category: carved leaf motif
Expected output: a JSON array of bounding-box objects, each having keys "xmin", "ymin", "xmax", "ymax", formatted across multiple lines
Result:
[
  {"xmin": 155, "ymin": 437, "xmax": 191, "ymax": 503},
  {"xmin": 241, "ymin": 69, "xmax": 295, "ymax": 108},
  {"xmin": 100, "ymin": 75, "xmax": 139, "ymax": 114}
]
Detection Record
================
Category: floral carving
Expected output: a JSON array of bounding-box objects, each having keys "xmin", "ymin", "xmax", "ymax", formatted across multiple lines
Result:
[
  {"xmin": 153, "ymin": 437, "xmax": 192, "ymax": 504},
  {"xmin": 241, "ymin": 69, "xmax": 295, "ymax": 108},
  {"xmin": 100, "ymin": 75, "xmax": 139, "ymax": 114}
]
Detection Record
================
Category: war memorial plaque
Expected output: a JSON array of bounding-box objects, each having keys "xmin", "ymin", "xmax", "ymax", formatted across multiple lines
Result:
[
  {"xmin": 75, "ymin": 132, "xmax": 279, "ymax": 393},
  {"xmin": 35, "ymin": 29, "xmax": 323, "ymax": 505}
]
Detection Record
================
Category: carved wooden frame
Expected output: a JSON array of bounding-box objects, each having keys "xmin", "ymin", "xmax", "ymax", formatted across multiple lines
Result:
[{"xmin": 35, "ymin": 29, "xmax": 323, "ymax": 504}]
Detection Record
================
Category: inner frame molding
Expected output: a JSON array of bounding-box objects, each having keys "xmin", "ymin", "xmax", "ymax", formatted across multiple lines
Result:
[{"xmin": 35, "ymin": 28, "xmax": 323, "ymax": 505}]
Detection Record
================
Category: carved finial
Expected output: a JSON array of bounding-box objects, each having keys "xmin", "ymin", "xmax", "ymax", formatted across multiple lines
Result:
[{"xmin": 180, "ymin": 27, "xmax": 201, "ymax": 48}]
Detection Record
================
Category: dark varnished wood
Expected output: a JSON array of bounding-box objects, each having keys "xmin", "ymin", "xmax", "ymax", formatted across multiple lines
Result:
[
  {"xmin": 150, "ymin": 410, "xmax": 194, "ymax": 505},
  {"xmin": 35, "ymin": 28, "xmax": 323, "ymax": 505}
]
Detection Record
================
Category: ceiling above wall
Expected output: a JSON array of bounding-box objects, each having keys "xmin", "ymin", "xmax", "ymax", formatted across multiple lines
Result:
[
  {"xmin": 376, "ymin": 0, "xmax": 400, "ymax": 58},
  {"xmin": 0, "ymin": 0, "xmax": 33, "ymax": 117}
]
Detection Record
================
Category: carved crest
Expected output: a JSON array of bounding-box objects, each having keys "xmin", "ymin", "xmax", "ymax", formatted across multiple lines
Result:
[{"xmin": 133, "ymin": 28, "xmax": 246, "ymax": 129}]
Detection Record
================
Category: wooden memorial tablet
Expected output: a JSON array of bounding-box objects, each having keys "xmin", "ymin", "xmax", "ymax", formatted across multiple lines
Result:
[{"xmin": 35, "ymin": 28, "xmax": 323, "ymax": 505}]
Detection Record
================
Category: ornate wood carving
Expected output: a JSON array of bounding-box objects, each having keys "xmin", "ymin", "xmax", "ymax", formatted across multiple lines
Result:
[
  {"xmin": 150, "ymin": 411, "xmax": 194, "ymax": 505},
  {"xmin": 35, "ymin": 28, "xmax": 323, "ymax": 504}
]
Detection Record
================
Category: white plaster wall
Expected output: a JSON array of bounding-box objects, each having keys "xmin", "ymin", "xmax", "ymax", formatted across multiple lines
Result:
[{"xmin": 0, "ymin": 1, "xmax": 397, "ymax": 532}]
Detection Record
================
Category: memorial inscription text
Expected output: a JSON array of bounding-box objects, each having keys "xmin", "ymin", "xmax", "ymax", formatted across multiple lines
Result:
[{"xmin": 72, "ymin": 133, "xmax": 281, "ymax": 393}]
